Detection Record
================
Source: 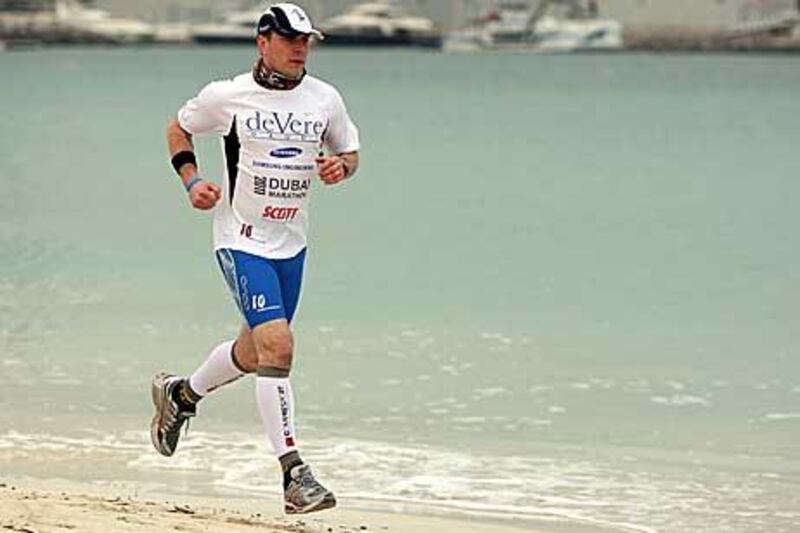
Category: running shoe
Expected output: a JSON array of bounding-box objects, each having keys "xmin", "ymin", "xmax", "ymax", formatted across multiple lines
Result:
[
  {"xmin": 284, "ymin": 464, "xmax": 337, "ymax": 514},
  {"xmin": 150, "ymin": 372, "xmax": 195, "ymax": 457}
]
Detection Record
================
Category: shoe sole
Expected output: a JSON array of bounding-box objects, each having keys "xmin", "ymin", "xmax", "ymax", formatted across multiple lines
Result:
[
  {"xmin": 285, "ymin": 492, "xmax": 337, "ymax": 515},
  {"xmin": 149, "ymin": 372, "xmax": 174, "ymax": 457}
]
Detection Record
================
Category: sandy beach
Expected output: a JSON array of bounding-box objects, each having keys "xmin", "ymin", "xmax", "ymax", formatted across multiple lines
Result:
[{"xmin": 0, "ymin": 479, "xmax": 553, "ymax": 533}]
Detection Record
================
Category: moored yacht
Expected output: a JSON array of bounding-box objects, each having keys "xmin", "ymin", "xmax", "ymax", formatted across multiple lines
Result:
[
  {"xmin": 55, "ymin": 0, "xmax": 155, "ymax": 44},
  {"xmin": 445, "ymin": 0, "xmax": 622, "ymax": 52},
  {"xmin": 191, "ymin": 9, "xmax": 262, "ymax": 45},
  {"xmin": 319, "ymin": 2, "xmax": 441, "ymax": 48}
]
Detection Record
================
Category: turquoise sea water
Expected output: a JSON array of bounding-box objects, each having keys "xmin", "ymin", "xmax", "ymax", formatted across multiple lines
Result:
[{"xmin": 1, "ymin": 47, "xmax": 799, "ymax": 531}]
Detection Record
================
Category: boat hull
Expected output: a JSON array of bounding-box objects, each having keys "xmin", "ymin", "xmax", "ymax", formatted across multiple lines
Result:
[
  {"xmin": 319, "ymin": 33, "xmax": 441, "ymax": 49},
  {"xmin": 193, "ymin": 35, "xmax": 255, "ymax": 45}
]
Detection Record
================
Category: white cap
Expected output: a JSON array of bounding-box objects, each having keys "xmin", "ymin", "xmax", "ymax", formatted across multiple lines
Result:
[{"xmin": 257, "ymin": 3, "xmax": 324, "ymax": 40}]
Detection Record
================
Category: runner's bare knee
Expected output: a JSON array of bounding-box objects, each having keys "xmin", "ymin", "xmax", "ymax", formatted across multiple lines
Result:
[{"xmin": 253, "ymin": 320, "xmax": 293, "ymax": 370}]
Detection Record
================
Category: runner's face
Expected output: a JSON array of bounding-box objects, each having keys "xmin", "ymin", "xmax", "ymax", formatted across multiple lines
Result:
[{"xmin": 259, "ymin": 33, "xmax": 310, "ymax": 78}]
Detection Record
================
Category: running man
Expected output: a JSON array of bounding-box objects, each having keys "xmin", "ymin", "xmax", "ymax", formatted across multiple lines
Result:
[{"xmin": 150, "ymin": 3, "xmax": 359, "ymax": 515}]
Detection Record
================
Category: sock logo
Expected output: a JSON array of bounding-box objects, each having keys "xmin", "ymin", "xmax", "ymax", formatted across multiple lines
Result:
[{"xmin": 277, "ymin": 384, "xmax": 295, "ymax": 448}]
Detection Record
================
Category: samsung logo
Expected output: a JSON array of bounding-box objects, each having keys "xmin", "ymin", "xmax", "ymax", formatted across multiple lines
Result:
[{"xmin": 270, "ymin": 147, "xmax": 303, "ymax": 159}]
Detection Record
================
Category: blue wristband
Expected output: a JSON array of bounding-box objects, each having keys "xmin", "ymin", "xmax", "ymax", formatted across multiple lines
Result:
[{"xmin": 184, "ymin": 176, "xmax": 202, "ymax": 192}]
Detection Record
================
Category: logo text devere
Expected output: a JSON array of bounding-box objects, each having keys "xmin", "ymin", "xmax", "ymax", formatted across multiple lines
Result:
[{"xmin": 245, "ymin": 111, "xmax": 324, "ymax": 139}]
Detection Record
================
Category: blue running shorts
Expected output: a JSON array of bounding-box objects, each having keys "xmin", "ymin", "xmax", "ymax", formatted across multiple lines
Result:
[{"xmin": 215, "ymin": 248, "xmax": 306, "ymax": 328}]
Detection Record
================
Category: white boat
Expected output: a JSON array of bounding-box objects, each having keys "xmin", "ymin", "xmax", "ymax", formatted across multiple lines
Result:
[
  {"xmin": 55, "ymin": 0, "xmax": 154, "ymax": 44},
  {"xmin": 152, "ymin": 24, "xmax": 191, "ymax": 45},
  {"xmin": 445, "ymin": 0, "xmax": 622, "ymax": 52},
  {"xmin": 724, "ymin": 3, "xmax": 800, "ymax": 41},
  {"xmin": 319, "ymin": 2, "xmax": 441, "ymax": 48},
  {"xmin": 191, "ymin": 9, "xmax": 262, "ymax": 45}
]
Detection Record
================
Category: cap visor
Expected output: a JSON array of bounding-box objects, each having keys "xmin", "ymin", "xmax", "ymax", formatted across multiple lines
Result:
[{"xmin": 273, "ymin": 27, "xmax": 324, "ymax": 40}]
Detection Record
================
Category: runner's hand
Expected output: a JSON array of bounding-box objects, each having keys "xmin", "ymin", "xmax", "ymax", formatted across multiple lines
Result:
[
  {"xmin": 316, "ymin": 156, "xmax": 347, "ymax": 185},
  {"xmin": 189, "ymin": 181, "xmax": 221, "ymax": 210}
]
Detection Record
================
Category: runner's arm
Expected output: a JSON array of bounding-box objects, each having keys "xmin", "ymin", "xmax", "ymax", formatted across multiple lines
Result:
[
  {"xmin": 167, "ymin": 118, "xmax": 198, "ymax": 183},
  {"xmin": 166, "ymin": 118, "xmax": 221, "ymax": 210}
]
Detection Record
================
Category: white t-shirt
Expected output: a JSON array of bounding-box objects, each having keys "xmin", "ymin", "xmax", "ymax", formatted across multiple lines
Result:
[{"xmin": 177, "ymin": 72, "xmax": 360, "ymax": 259}]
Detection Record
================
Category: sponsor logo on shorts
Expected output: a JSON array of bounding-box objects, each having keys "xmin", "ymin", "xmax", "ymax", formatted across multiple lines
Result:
[
  {"xmin": 269, "ymin": 147, "xmax": 303, "ymax": 159},
  {"xmin": 239, "ymin": 276, "xmax": 281, "ymax": 314},
  {"xmin": 239, "ymin": 275, "xmax": 251, "ymax": 311},
  {"xmin": 250, "ymin": 293, "xmax": 281, "ymax": 313},
  {"xmin": 262, "ymin": 205, "xmax": 300, "ymax": 222}
]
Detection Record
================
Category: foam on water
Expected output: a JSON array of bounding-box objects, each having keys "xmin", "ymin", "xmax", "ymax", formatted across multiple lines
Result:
[
  {"xmin": 650, "ymin": 395, "xmax": 710, "ymax": 407},
  {"xmin": 2, "ymin": 429, "xmax": 798, "ymax": 532},
  {"xmin": 763, "ymin": 413, "xmax": 800, "ymax": 421}
]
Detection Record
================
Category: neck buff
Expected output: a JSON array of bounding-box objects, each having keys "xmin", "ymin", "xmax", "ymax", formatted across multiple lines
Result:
[{"xmin": 252, "ymin": 59, "xmax": 306, "ymax": 91}]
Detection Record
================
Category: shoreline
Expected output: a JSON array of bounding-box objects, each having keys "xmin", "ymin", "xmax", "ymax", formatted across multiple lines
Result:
[
  {"xmin": 2, "ymin": 37, "xmax": 800, "ymax": 55},
  {"xmin": 0, "ymin": 477, "xmax": 631, "ymax": 533}
]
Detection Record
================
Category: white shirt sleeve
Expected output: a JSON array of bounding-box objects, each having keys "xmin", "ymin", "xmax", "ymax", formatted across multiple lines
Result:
[
  {"xmin": 177, "ymin": 80, "xmax": 234, "ymax": 136},
  {"xmin": 324, "ymin": 89, "xmax": 360, "ymax": 154}
]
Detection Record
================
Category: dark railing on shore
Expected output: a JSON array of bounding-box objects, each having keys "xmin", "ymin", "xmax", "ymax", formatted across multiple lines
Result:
[{"xmin": 623, "ymin": 26, "xmax": 800, "ymax": 54}]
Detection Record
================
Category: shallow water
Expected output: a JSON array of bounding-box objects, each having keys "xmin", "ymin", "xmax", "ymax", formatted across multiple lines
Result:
[{"xmin": 1, "ymin": 47, "xmax": 799, "ymax": 531}]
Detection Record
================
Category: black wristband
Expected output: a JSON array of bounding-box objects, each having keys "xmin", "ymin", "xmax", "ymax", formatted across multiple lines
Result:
[{"xmin": 171, "ymin": 151, "xmax": 197, "ymax": 175}]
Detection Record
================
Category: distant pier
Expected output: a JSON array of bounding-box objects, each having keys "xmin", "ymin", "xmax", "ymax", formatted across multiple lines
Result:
[{"xmin": 624, "ymin": 27, "xmax": 800, "ymax": 54}]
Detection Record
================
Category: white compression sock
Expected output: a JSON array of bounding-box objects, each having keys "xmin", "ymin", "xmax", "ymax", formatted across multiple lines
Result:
[
  {"xmin": 188, "ymin": 340, "xmax": 246, "ymax": 396},
  {"xmin": 255, "ymin": 375, "xmax": 298, "ymax": 457}
]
